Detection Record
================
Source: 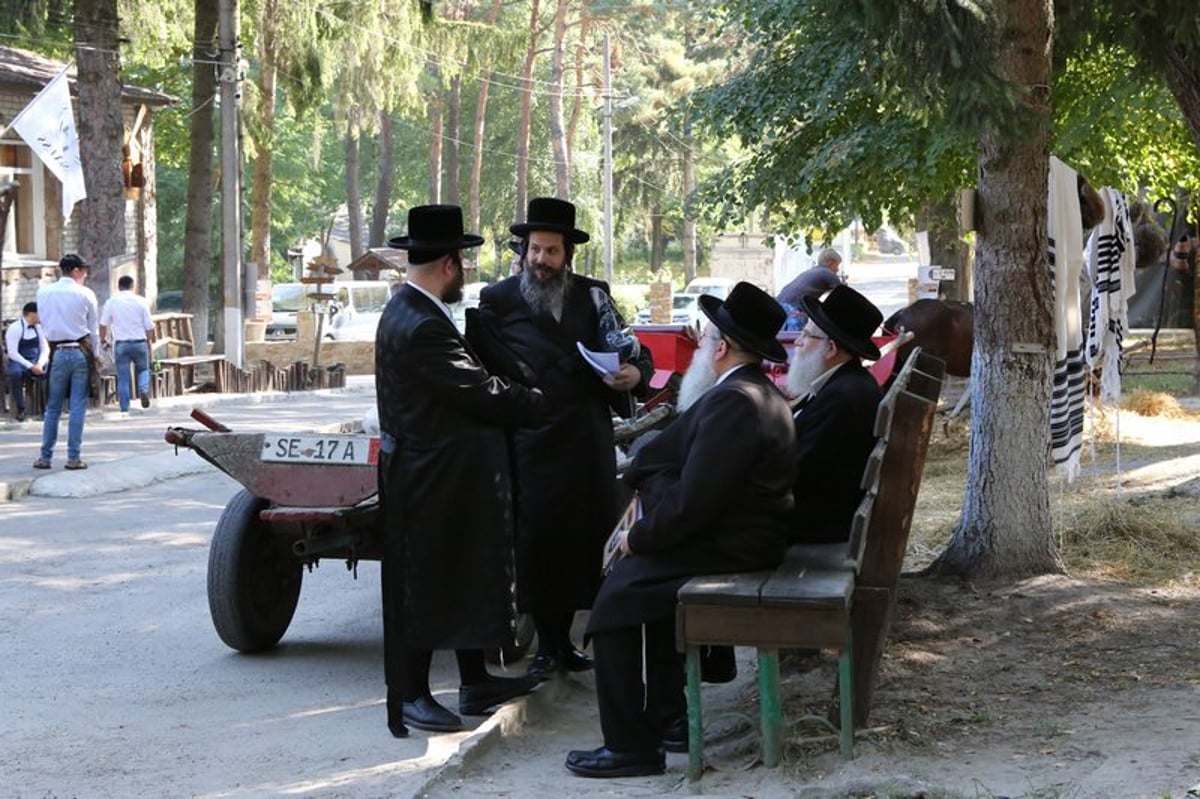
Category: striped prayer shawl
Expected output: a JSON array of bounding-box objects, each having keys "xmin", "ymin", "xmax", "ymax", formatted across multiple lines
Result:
[
  {"xmin": 1048, "ymin": 156, "xmax": 1086, "ymax": 481},
  {"xmin": 1084, "ymin": 188, "xmax": 1136, "ymax": 405}
]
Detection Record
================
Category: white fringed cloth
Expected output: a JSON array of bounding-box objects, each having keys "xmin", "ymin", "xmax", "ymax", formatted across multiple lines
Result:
[
  {"xmin": 1084, "ymin": 188, "xmax": 1137, "ymax": 404},
  {"xmin": 1048, "ymin": 156, "xmax": 1086, "ymax": 481}
]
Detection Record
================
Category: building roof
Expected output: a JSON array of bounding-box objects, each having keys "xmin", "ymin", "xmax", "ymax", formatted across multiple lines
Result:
[
  {"xmin": 348, "ymin": 248, "xmax": 408, "ymax": 273},
  {"xmin": 0, "ymin": 44, "xmax": 176, "ymax": 106}
]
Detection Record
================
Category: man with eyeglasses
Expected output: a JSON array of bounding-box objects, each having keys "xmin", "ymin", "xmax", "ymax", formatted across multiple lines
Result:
[
  {"xmin": 565, "ymin": 281, "xmax": 794, "ymax": 778},
  {"xmin": 786, "ymin": 284, "xmax": 883, "ymax": 543}
]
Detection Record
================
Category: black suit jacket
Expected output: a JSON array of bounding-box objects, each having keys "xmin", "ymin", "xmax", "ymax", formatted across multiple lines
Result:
[
  {"xmin": 375, "ymin": 284, "xmax": 543, "ymax": 650},
  {"xmin": 792, "ymin": 359, "xmax": 882, "ymax": 542},
  {"xmin": 587, "ymin": 366, "xmax": 795, "ymax": 633}
]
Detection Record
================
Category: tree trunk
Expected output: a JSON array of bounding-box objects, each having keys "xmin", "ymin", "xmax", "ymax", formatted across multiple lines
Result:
[
  {"xmin": 916, "ymin": 196, "xmax": 970, "ymax": 302},
  {"xmin": 182, "ymin": 0, "xmax": 218, "ymax": 353},
  {"xmin": 515, "ymin": 0, "xmax": 542, "ymax": 221},
  {"xmin": 1163, "ymin": 47, "xmax": 1200, "ymax": 155},
  {"xmin": 566, "ymin": 16, "xmax": 590, "ymax": 170},
  {"xmin": 429, "ymin": 79, "xmax": 443, "ymax": 204},
  {"xmin": 369, "ymin": 111, "xmax": 394, "ymax": 248},
  {"xmin": 469, "ymin": 0, "xmax": 503, "ymax": 234},
  {"xmin": 248, "ymin": 0, "xmax": 278, "ymax": 280},
  {"xmin": 682, "ymin": 129, "xmax": 696, "ymax": 285},
  {"xmin": 930, "ymin": 0, "xmax": 1060, "ymax": 579},
  {"xmin": 444, "ymin": 75, "xmax": 461, "ymax": 206},
  {"xmin": 73, "ymin": 0, "xmax": 125, "ymax": 309},
  {"xmin": 345, "ymin": 120, "xmax": 364, "ymax": 263},
  {"xmin": 549, "ymin": 0, "xmax": 571, "ymax": 198}
]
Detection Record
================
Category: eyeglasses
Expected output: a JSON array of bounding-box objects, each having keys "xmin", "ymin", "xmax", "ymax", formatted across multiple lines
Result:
[{"xmin": 797, "ymin": 329, "xmax": 829, "ymax": 343}]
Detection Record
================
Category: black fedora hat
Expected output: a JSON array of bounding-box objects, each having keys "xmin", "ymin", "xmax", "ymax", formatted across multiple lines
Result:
[
  {"xmin": 388, "ymin": 204, "xmax": 484, "ymax": 251},
  {"xmin": 698, "ymin": 282, "xmax": 788, "ymax": 363},
  {"xmin": 510, "ymin": 197, "xmax": 590, "ymax": 244},
  {"xmin": 800, "ymin": 285, "xmax": 883, "ymax": 360}
]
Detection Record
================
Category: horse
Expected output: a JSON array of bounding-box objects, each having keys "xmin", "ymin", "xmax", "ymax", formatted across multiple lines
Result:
[{"xmin": 882, "ymin": 299, "xmax": 974, "ymax": 380}]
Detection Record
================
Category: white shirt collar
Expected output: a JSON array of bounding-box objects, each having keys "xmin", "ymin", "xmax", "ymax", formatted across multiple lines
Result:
[
  {"xmin": 408, "ymin": 281, "xmax": 456, "ymax": 325},
  {"xmin": 715, "ymin": 362, "xmax": 747, "ymax": 385}
]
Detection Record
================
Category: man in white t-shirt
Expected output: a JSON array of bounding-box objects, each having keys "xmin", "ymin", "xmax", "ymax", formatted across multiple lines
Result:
[{"xmin": 100, "ymin": 275, "xmax": 156, "ymax": 412}]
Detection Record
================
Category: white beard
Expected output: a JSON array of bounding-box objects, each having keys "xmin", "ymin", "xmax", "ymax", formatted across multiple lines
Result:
[
  {"xmin": 786, "ymin": 343, "xmax": 829, "ymax": 400},
  {"xmin": 677, "ymin": 335, "xmax": 719, "ymax": 412}
]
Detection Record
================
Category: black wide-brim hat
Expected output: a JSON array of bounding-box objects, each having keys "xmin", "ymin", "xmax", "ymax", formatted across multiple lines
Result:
[
  {"xmin": 388, "ymin": 204, "xmax": 484, "ymax": 251},
  {"xmin": 698, "ymin": 282, "xmax": 788, "ymax": 363},
  {"xmin": 801, "ymin": 284, "xmax": 883, "ymax": 360},
  {"xmin": 510, "ymin": 197, "xmax": 590, "ymax": 244}
]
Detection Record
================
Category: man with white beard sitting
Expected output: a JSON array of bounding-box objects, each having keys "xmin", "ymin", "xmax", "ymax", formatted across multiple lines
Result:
[
  {"xmin": 565, "ymin": 281, "xmax": 795, "ymax": 778},
  {"xmin": 786, "ymin": 284, "xmax": 884, "ymax": 543}
]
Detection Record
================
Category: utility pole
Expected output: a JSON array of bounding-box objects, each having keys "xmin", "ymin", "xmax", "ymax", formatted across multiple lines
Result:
[
  {"xmin": 602, "ymin": 33, "xmax": 614, "ymax": 284},
  {"xmin": 219, "ymin": 0, "xmax": 244, "ymax": 367}
]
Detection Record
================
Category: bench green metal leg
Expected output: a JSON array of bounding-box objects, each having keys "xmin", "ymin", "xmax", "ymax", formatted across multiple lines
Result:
[
  {"xmin": 838, "ymin": 625, "xmax": 854, "ymax": 758},
  {"xmin": 686, "ymin": 645, "xmax": 703, "ymax": 783},
  {"xmin": 757, "ymin": 648, "xmax": 782, "ymax": 767}
]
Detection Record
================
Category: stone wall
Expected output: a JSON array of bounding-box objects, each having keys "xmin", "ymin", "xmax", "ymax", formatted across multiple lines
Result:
[{"xmin": 245, "ymin": 339, "xmax": 376, "ymax": 375}]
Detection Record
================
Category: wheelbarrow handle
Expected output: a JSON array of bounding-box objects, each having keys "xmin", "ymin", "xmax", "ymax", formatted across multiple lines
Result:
[{"xmin": 191, "ymin": 408, "xmax": 232, "ymax": 433}]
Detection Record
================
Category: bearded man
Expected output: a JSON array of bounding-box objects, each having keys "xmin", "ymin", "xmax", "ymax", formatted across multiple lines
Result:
[
  {"xmin": 565, "ymin": 281, "xmax": 794, "ymax": 778},
  {"xmin": 469, "ymin": 197, "xmax": 654, "ymax": 680},
  {"xmin": 786, "ymin": 284, "xmax": 884, "ymax": 543}
]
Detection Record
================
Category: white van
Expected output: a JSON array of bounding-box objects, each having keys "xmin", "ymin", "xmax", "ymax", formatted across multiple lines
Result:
[
  {"xmin": 326, "ymin": 281, "xmax": 394, "ymax": 341},
  {"xmin": 683, "ymin": 277, "xmax": 736, "ymax": 301}
]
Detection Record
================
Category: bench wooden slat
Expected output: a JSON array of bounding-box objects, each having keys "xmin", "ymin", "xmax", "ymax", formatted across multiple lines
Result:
[
  {"xmin": 784, "ymin": 541, "xmax": 849, "ymax": 570},
  {"xmin": 859, "ymin": 438, "xmax": 888, "ymax": 491},
  {"xmin": 760, "ymin": 565, "xmax": 853, "ymax": 608},
  {"xmin": 678, "ymin": 604, "xmax": 849, "ymax": 650},
  {"xmin": 677, "ymin": 571, "xmax": 770, "ymax": 606}
]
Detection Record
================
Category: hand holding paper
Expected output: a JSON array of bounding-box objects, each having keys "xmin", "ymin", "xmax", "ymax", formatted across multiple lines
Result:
[{"xmin": 576, "ymin": 341, "xmax": 620, "ymax": 378}]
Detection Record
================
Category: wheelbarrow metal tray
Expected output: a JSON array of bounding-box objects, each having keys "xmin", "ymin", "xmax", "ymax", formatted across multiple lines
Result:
[{"xmin": 184, "ymin": 430, "xmax": 379, "ymax": 507}]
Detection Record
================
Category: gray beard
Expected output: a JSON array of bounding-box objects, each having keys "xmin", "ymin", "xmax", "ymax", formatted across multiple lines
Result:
[
  {"xmin": 787, "ymin": 344, "xmax": 829, "ymax": 400},
  {"xmin": 677, "ymin": 336, "xmax": 719, "ymax": 412},
  {"xmin": 520, "ymin": 266, "xmax": 570, "ymax": 321}
]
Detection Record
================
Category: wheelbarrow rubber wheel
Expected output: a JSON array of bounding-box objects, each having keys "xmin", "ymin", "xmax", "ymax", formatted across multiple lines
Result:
[
  {"xmin": 208, "ymin": 488, "xmax": 302, "ymax": 653},
  {"xmin": 486, "ymin": 612, "xmax": 537, "ymax": 666}
]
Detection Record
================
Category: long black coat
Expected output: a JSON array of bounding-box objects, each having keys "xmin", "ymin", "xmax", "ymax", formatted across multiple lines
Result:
[
  {"xmin": 375, "ymin": 284, "xmax": 543, "ymax": 651},
  {"xmin": 792, "ymin": 359, "xmax": 882, "ymax": 542},
  {"xmin": 470, "ymin": 274, "xmax": 654, "ymax": 614},
  {"xmin": 587, "ymin": 366, "xmax": 796, "ymax": 634}
]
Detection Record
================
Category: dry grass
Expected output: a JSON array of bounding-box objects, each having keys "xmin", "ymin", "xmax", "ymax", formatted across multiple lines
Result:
[
  {"xmin": 908, "ymin": 412, "xmax": 1200, "ymax": 587},
  {"xmin": 1121, "ymin": 389, "xmax": 1191, "ymax": 419}
]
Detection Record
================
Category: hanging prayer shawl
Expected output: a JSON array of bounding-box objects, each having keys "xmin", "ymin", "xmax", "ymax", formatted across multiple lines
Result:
[
  {"xmin": 1084, "ymin": 188, "xmax": 1137, "ymax": 405},
  {"xmin": 1047, "ymin": 156, "xmax": 1086, "ymax": 481}
]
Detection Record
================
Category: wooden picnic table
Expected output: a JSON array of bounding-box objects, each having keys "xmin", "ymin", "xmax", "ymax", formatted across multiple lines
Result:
[{"xmin": 158, "ymin": 354, "xmax": 226, "ymax": 394}]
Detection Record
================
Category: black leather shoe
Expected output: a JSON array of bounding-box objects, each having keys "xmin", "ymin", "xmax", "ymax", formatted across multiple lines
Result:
[
  {"xmin": 557, "ymin": 646, "xmax": 594, "ymax": 672},
  {"xmin": 565, "ymin": 746, "xmax": 665, "ymax": 778},
  {"xmin": 458, "ymin": 674, "xmax": 539, "ymax": 715},
  {"xmin": 402, "ymin": 695, "xmax": 465, "ymax": 732},
  {"xmin": 661, "ymin": 716, "xmax": 688, "ymax": 753},
  {"xmin": 526, "ymin": 652, "xmax": 558, "ymax": 681}
]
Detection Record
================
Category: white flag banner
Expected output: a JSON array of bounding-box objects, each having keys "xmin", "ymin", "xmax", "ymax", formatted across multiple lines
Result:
[{"xmin": 10, "ymin": 68, "xmax": 87, "ymax": 219}]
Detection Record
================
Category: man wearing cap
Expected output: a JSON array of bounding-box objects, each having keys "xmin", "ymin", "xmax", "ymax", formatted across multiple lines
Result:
[
  {"xmin": 377, "ymin": 204, "xmax": 544, "ymax": 739},
  {"xmin": 786, "ymin": 284, "xmax": 884, "ymax": 542},
  {"xmin": 33, "ymin": 254, "xmax": 99, "ymax": 470},
  {"xmin": 470, "ymin": 197, "xmax": 654, "ymax": 681},
  {"xmin": 565, "ymin": 282, "xmax": 795, "ymax": 778}
]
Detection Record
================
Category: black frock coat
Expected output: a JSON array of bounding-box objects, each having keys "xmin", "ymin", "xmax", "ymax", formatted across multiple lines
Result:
[
  {"xmin": 791, "ymin": 359, "xmax": 882, "ymax": 542},
  {"xmin": 375, "ymin": 284, "xmax": 543, "ymax": 652},
  {"xmin": 470, "ymin": 274, "xmax": 654, "ymax": 614},
  {"xmin": 586, "ymin": 366, "xmax": 796, "ymax": 634}
]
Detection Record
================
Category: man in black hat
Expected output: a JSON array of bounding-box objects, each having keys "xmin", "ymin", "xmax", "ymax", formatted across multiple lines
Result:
[
  {"xmin": 470, "ymin": 197, "xmax": 654, "ymax": 681},
  {"xmin": 377, "ymin": 204, "xmax": 543, "ymax": 738},
  {"xmin": 786, "ymin": 284, "xmax": 884, "ymax": 542},
  {"xmin": 565, "ymin": 281, "xmax": 795, "ymax": 778}
]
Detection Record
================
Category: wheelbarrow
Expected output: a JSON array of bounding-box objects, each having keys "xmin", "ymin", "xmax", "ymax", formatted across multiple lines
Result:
[
  {"xmin": 167, "ymin": 408, "xmax": 546, "ymax": 662},
  {"xmin": 166, "ymin": 408, "xmax": 384, "ymax": 654}
]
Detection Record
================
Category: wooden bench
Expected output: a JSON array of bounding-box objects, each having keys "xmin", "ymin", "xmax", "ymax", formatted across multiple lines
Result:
[{"xmin": 675, "ymin": 348, "xmax": 944, "ymax": 781}]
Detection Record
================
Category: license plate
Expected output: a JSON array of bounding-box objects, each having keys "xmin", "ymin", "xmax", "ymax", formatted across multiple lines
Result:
[{"xmin": 260, "ymin": 434, "xmax": 380, "ymax": 466}]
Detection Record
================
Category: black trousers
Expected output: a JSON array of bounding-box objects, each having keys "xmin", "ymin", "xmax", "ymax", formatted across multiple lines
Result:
[{"xmin": 592, "ymin": 618, "xmax": 686, "ymax": 753}]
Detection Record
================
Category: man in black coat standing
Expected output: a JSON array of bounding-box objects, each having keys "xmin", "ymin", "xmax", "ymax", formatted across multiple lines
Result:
[
  {"xmin": 376, "ymin": 205, "xmax": 542, "ymax": 738},
  {"xmin": 470, "ymin": 197, "xmax": 654, "ymax": 680},
  {"xmin": 565, "ymin": 282, "xmax": 795, "ymax": 778},
  {"xmin": 786, "ymin": 284, "xmax": 884, "ymax": 542}
]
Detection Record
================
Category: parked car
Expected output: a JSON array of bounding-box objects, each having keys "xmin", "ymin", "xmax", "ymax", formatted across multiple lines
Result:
[
  {"xmin": 635, "ymin": 292, "xmax": 704, "ymax": 331},
  {"xmin": 326, "ymin": 281, "xmax": 393, "ymax": 341},
  {"xmin": 873, "ymin": 227, "xmax": 906, "ymax": 255},
  {"xmin": 266, "ymin": 282, "xmax": 306, "ymax": 341},
  {"xmin": 683, "ymin": 276, "xmax": 737, "ymax": 301}
]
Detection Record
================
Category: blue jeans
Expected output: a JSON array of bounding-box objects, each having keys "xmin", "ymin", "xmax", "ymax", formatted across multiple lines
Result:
[
  {"xmin": 40, "ymin": 348, "xmax": 89, "ymax": 462},
  {"xmin": 114, "ymin": 340, "xmax": 150, "ymax": 411},
  {"xmin": 6, "ymin": 362, "xmax": 40, "ymax": 412}
]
